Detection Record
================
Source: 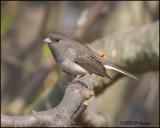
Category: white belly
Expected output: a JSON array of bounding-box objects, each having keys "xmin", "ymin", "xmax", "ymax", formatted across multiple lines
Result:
[{"xmin": 60, "ymin": 59, "xmax": 89, "ymax": 75}]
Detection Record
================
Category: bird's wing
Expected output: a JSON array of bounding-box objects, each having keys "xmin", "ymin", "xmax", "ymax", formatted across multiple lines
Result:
[{"xmin": 74, "ymin": 54, "xmax": 107, "ymax": 77}]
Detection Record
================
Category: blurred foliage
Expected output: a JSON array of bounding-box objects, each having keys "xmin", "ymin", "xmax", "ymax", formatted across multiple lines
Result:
[
  {"xmin": 42, "ymin": 44, "xmax": 51, "ymax": 57},
  {"xmin": 1, "ymin": 1, "xmax": 17, "ymax": 36},
  {"xmin": 1, "ymin": 6, "xmax": 11, "ymax": 36}
]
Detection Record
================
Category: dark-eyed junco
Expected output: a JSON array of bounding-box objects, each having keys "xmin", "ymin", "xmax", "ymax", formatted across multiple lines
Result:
[{"xmin": 44, "ymin": 32, "xmax": 139, "ymax": 80}]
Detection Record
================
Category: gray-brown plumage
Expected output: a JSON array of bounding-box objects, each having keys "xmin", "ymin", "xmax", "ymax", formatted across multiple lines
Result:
[{"xmin": 44, "ymin": 32, "xmax": 139, "ymax": 80}]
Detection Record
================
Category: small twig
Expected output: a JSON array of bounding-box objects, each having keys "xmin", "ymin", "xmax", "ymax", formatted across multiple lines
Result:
[{"xmin": 73, "ymin": 1, "xmax": 110, "ymax": 41}]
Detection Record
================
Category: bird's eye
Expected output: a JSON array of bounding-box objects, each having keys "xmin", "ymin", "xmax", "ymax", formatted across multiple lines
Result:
[
  {"xmin": 55, "ymin": 39, "xmax": 60, "ymax": 42},
  {"xmin": 52, "ymin": 38, "xmax": 61, "ymax": 42}
]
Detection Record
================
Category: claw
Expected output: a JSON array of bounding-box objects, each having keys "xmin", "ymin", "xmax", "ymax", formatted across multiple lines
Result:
[{"xmin": 71, "ymin": 75, "xmax": 88, "ymax": 88}]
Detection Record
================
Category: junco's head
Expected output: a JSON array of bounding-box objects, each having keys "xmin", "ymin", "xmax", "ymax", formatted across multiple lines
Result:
[
  {"xmin": 44, "ymin": 32, "xmax": 72, "ymax": 45},
  {"xmin": 44, "ymin": 33, "xmax": 76, "ymax": 55}
]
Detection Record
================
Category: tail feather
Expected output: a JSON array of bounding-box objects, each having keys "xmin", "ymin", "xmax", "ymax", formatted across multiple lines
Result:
[{"xmin": 104, "ymin": 64, "xmax": 139, "ymax": 80}]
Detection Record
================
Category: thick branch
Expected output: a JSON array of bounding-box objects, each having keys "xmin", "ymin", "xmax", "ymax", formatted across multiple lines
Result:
[
  {"xmin": 89, "ymin": 21, "xmax": 159, "ymax": 95},
  {"xmin": 91, "ymin": 21, "xmax": 159, "ymax": 72},
  {"xmin": 1, "ymin": 74, "xmax": 97, "ymax": 127}
]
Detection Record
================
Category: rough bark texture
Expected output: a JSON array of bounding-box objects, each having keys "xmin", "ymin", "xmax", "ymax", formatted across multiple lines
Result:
[{"xmin": 1, "ymin": 74, "xmax": 97, "ymax": 127}]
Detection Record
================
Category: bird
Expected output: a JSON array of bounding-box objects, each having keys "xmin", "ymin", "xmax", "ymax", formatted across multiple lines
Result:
[{"xmin": 44, "ymin": 32, "xmax": 139, "ymax": 81}]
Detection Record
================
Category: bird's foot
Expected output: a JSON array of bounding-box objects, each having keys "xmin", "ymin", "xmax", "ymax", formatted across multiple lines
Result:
[
  {"xmin": 71, "ymin": 75, "xmax": 88, "ymax": 88},
  {"xmin": 71, "ymin": 75, "xmax": 83, "ymax": 83}
]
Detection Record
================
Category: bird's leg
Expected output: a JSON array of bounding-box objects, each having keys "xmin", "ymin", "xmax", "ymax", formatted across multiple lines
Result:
[
  {"xmin": 71, "ymin": 74, "xmax": 84, "ymax": 83},
  {"xmin": 75, "ymin": 74, "xmax": 84, "ymax": 79},
  {"xmin": 71, "ymin": 74, "xmax": 88, "ymax": 88},
  {"xmin": 65, "ymin": 74, "xmax": 85, "ymax": 88}
]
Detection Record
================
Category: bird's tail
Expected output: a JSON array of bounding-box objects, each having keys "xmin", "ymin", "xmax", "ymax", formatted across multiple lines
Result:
[{"xmin": 104, "ymin": 63, "xmax": 139, "ymax": 80}]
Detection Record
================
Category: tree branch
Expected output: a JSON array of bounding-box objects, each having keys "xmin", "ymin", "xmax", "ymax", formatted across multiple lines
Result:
[
  {"xmin": 73, "ymin": 1, "xmax": 110, "ymax": 41},
  {"xmin": 1, "ymin": 74, "xmax": 98, "ymax": 127},
  {"xmin": 90, "ymin": 21, "xmax": 159, "ymax": 95},
  {"xmin": 91, "ymin": 21, "xmax": 159, "ymax": 72}
]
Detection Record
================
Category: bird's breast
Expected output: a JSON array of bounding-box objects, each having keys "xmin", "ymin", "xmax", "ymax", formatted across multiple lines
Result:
[{"xmin": 60, "ymin": 59, "xmax": 89, "ymax": 75}]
